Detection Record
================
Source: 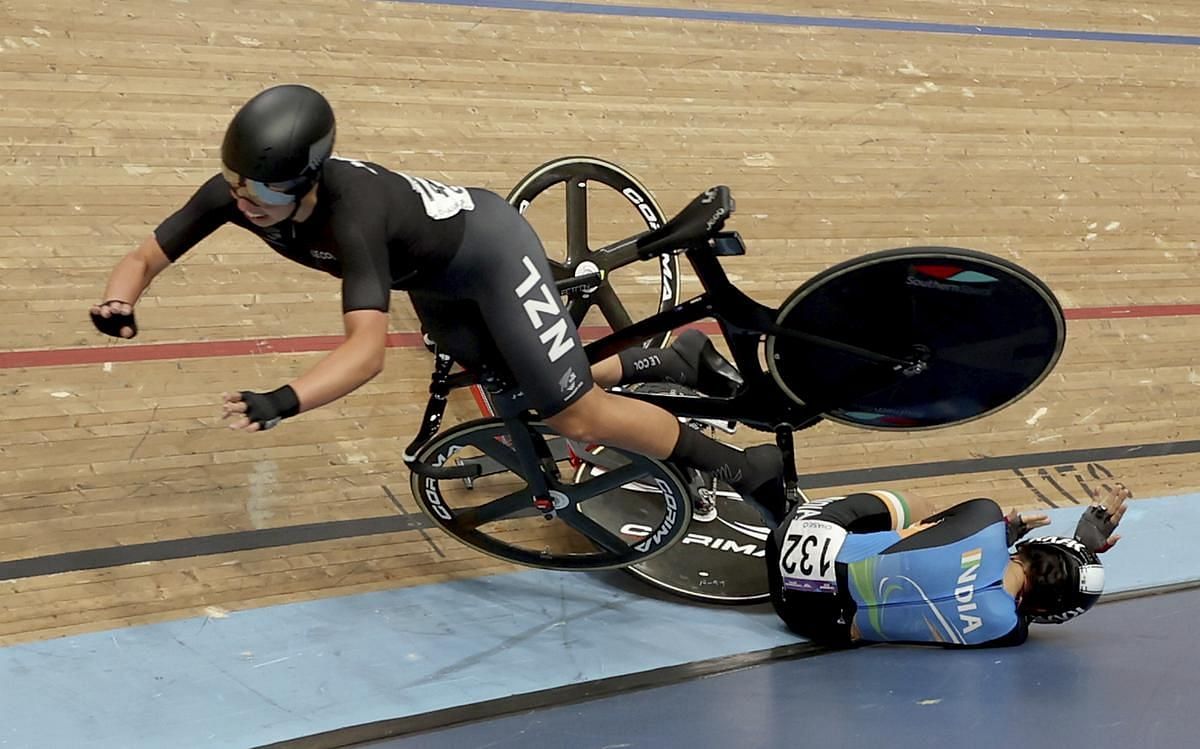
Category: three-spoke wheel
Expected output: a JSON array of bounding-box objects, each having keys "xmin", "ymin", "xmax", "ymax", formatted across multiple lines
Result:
[
  {"xmin": 506, "ymin": 156, "xmax": 681, "ymax": 346},
  {"xmin": 410, "ymin": 418, "xmax": 693, "ymax": 570}
]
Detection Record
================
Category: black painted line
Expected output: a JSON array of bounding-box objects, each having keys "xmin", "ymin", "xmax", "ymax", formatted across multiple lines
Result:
[
  {"xmin": 383, "ymin": 484, "xmax": 444, "ymax": 558},
  {"xmin": 1012, "ymin": 468, "xmax": 1059, "ymax": 509},
  {"xmin": 0, "ymin": 514, "xmax": 431, "ymax": 582},
  {"xmin": 1037, "ymin": 467, "xmax": 1082, "ymax": 506},
  {"xmin": 794, "ymin": 439, "xmax": 1200, "ymax": 489},
  {"xmin": 3, "ymin": 438, "xmax": 1197, "ymax": 582},
  {"xmin": 1088, "ymin": 462, "xmax": 1117, "ymax": 495}
]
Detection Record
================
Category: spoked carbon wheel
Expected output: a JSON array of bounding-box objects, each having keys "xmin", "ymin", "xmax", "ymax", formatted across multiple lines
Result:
[
  {"xmin": 410, "ymin": 418, "xmax": 692, "ymax": 571},
  {"xmin": 574, "ymin": 384, "xmax": 771, "ymax": 605},
  {"xmin": 766, "ymin": 247, "xmax": 1065, "ymax": 430},
  {"xmin": 507, "ymin": 156, "xmax": 680, "ymax": 346}
]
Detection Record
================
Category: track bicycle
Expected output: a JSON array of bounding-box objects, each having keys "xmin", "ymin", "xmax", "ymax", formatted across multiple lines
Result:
[{"xmin": 404, "ymin": 157, "xmax": 1066, "ymax": 573}]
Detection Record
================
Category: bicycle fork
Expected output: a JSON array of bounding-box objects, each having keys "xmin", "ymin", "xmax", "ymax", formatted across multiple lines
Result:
[
  {"xmin": 774, "ymin": 427, "xmax": 810, "ymax": 510},
  {"xmin": 501, "ymin": 415, "xmax": 566, "ymax": 520},
  {"xmin": 404, "ymin": 351, "xmax": 456, "ymax": 464},
  {"xmin": 403, "ymin": 353, "xmax": 561, "ymax": 514}
]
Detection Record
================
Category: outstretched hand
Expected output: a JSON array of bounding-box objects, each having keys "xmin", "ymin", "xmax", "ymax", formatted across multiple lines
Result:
[
  {"xmin": 1005, "ymin": 509, "xmax": 1051, "ymax": 546},
  {"xmin": 220, "ymin": 386, "xmax": 299, "ymax": 432},
  {"xmin": 89, "ymin": 300, "xmax": 137, "ymax": 339},
  {"xmin": 1076, "ymin": 483, "xmax": 1131, "ymax": 553},
  {"xmin": 221, "ymin": 391, "xmax": 262, "ymax": 432}
]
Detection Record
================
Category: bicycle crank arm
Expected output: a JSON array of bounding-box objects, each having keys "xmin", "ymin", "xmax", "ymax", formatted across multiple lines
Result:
[{"xmin": 687, "ymin": 416, "xmax": 738, "ymax": 434}]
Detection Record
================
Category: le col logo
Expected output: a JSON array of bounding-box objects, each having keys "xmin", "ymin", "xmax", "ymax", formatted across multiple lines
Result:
[{"xmin": 310, "ymin": 249, "xmax": 335, "ymax": 262}]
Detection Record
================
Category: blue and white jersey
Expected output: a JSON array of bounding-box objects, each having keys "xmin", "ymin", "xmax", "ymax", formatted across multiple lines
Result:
[
  {"xmin": 841, "ymin": 521, "xmax": 1019, "ymax": 645},
  {"xmin": 769, "ymin": 495, "xmax": 1026, "ymax": 648}
]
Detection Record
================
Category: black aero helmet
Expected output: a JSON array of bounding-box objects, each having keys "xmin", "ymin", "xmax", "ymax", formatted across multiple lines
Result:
[
  {"xmin": 1014, "ymin": 535, "xmax": 1105, "ymax": 624},
  {"xmin": 221, "ymin": 84, "xmax": 335, "ymax": 203}
]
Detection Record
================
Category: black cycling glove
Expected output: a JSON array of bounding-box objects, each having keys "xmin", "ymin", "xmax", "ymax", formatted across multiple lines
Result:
[
  {"xmin": 1074, "ymin": 504, "xmax": 1120, "ymax": 553},
  {"xmin": 90, "ymin": 300, "xmax": 138, "ymax": 338},
  {"xmin": 239, "ymin": 385, "xmax": 301, "ymax": 430},
  {"xmin": 1005, "ymin": 511, "xmax": 1036, "ymax": 547}
]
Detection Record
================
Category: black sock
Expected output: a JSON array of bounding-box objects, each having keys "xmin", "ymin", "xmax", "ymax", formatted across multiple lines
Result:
[
  {"xmin": 669, "ymin": 427, "xmax": 786, "ymax": 523},
  {"xmin": 617, "ymin": 345, "xmax": 688, "ymax": 386},
  {"xmin": 668, "ymin": 424, "xmax": 753, "ymax": 487}
]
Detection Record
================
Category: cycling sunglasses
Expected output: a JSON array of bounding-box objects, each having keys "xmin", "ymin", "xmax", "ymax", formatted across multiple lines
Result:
[{"xmin": 221, "ymin": 166, "xmax": 307, "ymax": 206}]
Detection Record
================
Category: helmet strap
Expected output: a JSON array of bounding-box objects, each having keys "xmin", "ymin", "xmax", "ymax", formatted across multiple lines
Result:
[{"xmin": 285, "ymin": 181, "xmax": 319, "ymax": 222}]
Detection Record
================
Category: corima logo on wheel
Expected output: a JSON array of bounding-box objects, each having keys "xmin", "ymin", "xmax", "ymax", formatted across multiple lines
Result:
[
  {"xmin": 629, "ymin": 479, "xmax": 680, "ymax": 553},
  {"xmin": 422, "ymin": 445, "xmax": 463, "ymax": 521},
  {"xmin": 619, "ymin": 187, "xmax": 676, "ymax": 307},
  {"xmin": 620, "ymin": 187, "xmax": 661, "ymax": 230},
  {"xmin": 621, "ymin": 518, "xmax": 769, "ymax": 557}
]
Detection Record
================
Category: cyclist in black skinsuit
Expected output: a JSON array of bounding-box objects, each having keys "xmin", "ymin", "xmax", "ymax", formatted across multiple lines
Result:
[{"xmin": 89, "ymin": 84, "xmax": 786, "ymax": 519}]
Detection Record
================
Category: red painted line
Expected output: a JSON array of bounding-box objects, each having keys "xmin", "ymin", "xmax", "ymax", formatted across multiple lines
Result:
[
  {"xmin": 1, "ymin": 306, "xmax": 1195, "ymax": 370},
  {"xmin": 1063, "ymin": 304, "xmax": 1200, "ymax": 320},
  {"xmin": 0, "ymin": 332, "xmax": 419, "ymax": 369}
]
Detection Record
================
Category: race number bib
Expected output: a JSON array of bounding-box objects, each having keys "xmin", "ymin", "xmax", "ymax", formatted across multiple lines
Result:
[
  {"xmin": 331, "ymin": 157, "xmax": 474, "ymax": 220},
  {"xmin": 779, "ymin": 518, "xmax": 847, "ymax": 594},
  {"xmin": 399, "ymin": 173, "xmax": 475, "ymax": 220}
]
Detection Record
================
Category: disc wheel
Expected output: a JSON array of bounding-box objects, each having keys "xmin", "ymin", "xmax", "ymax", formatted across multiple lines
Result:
[{"xmin": 766, "ymin": 247, "xmax": 1065, "ymax": 430}]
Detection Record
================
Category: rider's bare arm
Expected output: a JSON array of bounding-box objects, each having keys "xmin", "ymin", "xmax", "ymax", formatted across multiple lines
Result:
[
  {"xmin": 89, "ymin": 235, "xmax": 174, "ymax": 338},
  {"xmin": 100, "ymin": 234, "xmax": 172, "ymax": 304},
  {"xmin": 287, "ymin": 308, "xmax": 389, "ymax": 413}
]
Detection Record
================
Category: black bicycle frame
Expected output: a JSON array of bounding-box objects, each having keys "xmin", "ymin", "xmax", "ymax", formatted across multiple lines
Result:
[
  {"xmin": 582, "ymin": 238, "xmax": 913, "ymax": 433},
  {"xmin": 405, "ymin": 231, "xmax": 923, "ymax": 496}
]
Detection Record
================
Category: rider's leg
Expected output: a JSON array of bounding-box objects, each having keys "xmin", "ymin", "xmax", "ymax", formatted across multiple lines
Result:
[
  {"xmin": 590, "ymin": 329, "xmax": 741, "ymax": 394},
  {"xmin": 545, "ymin": 387, "xmax": 786, "ymax": 521},
  {"xmin": 545, "ymin": 387, "xmax": 678, "ymax": 455},
  {"xmin": 591, "ymin": 341, "xmax": 696, "ymax": 389},
  {"xmin": 432, "ymin": 189, "xmax": 785, "ymax": 519},
  {"xmin": 590, "ymin": 356, "xmax": 622, "ymax": 389}
]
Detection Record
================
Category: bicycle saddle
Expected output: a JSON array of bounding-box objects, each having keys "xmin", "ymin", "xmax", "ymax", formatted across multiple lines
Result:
[{"xmin": 636, "ymin": 185, "xmax": 734, "ymax": 256}]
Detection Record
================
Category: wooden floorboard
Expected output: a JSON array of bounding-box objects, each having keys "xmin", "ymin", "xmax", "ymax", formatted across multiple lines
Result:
[{"xmin": 1, "ymin": 0, "xmax": 1198, "ymax": 643}]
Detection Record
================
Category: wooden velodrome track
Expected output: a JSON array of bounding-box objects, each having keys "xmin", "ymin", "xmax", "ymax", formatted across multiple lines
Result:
[{"xmin": 1, "ymin": 0, "xmax": 1198, "ymax": 646}]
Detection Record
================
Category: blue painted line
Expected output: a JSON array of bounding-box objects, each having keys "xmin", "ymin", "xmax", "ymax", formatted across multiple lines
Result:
[
  {"xmin": 1, "ymin": 493, "xmax": 1197, "ymax": 748},
  {"xmin": 388, "ymin": 0, "xmax": 1200, "ymax": 47}
]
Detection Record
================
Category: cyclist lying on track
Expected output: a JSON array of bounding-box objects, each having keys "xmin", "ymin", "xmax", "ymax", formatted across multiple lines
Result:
[
  {"xmin": 767, "ymin": 482, "xmax": 1130, "ymax": 647},
  {"xmin": 89, "ymin": 83, "xmax": 788, "ymax": 521}
]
